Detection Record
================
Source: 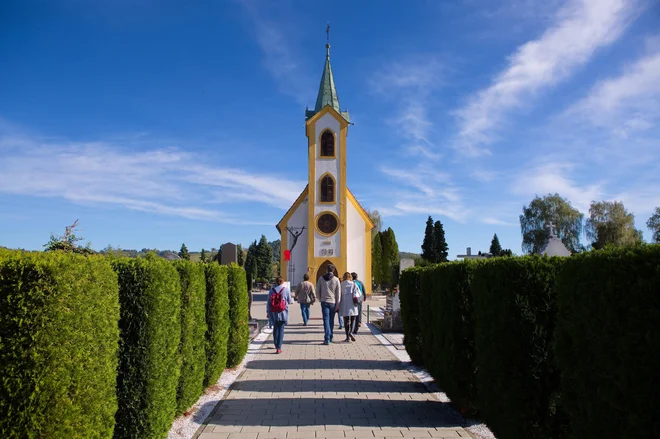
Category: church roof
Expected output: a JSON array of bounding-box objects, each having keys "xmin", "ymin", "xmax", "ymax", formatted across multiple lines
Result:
[{"xmin": 305, "ymin": 44, "xmax": 350, "ymax": 123}]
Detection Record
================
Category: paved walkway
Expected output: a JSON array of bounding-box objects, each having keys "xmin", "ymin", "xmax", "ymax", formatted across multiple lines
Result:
[{"xmin": 199, "ymin": 301, "xmax": 470, "ymax": 439}]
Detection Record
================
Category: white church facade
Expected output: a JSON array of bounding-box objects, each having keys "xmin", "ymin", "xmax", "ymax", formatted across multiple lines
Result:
[{"xmin": 276, "ymin": 40, "xmax": 374, "ymax": 294}]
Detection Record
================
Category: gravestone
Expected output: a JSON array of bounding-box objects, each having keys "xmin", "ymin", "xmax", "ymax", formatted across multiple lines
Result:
[
  {"xmin": 220, "ymin": 242, "xmax": 238, "ymax": 265},
  {"xmin": 399, "ymin": 258, "xmax": 415, "ymax": 273}
]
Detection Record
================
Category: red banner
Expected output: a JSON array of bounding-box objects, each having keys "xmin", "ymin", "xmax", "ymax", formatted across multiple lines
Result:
[{"xmin": 284, "ymin": 250, "xmax": 291, "ymax": 261}]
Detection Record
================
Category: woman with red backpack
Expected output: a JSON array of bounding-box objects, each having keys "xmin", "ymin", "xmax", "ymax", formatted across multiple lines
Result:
[{"xmin": 266, "ymin": 276, "xmax": 293, "ymax": 354}]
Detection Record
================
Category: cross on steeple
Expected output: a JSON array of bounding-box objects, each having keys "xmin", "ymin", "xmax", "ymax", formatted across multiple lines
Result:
[{"xmin": 325, "ymin": 23, "xmax": 331, "ymax": 57}]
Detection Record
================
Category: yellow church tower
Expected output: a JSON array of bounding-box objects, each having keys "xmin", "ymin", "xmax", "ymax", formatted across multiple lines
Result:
[{"xmin": 276, "ymin": 33, "xmax": 374, "ymax": 292}]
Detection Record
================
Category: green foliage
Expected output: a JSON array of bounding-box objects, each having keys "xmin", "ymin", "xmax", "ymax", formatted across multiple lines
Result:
[
  {"xmin": 173, "ymin": 260, "xmax": 207, "ymax": 415},
  {"xmin": 244, "ymin": 240, "xmax": 258, "ymax": 279},
  {"xmin": 200, "ymin": 249, "xmax": 208, "ymax": 263},
  {"xmin": 112, "ymin": 255, "xmax": 181, "ymax": 439},
  {"xmin": 647, "ymin": 207, "xmax": 660, "ymax": 243},
  {"xmin": 268, "ymin": 240, "xmax": 280, "ymax": 264},
  {"xmin": 381, "ymin": 228, "xmax": 399, "ymax": 286},
  {"xmin": 586, "ymin": 200, "xmax": 643, "ymax": 249},
  {"xmin": 366, "ymin": 209, "xmax": 382, "ymax": 240},
  {"xmin": 226, "ymin": 264, "xmax": 249, "ymax": 368},
  {"xmin": 237, "ymin": 244, "xmax": 244, "ymax": 266},
  {"xmin": 489, "ymin": 233, "xmax": 502, "ymax": 255},
  {"xmin": 178, "ymin": 243, "xmax": 190, "ymax": 260},
  {"xmin": 43, "ymin": 219, "xmax": 95, "ymax": 255},
  {"xmin": 421, "ymin": 216, "xmax": 436, "ymax": 262},
  {"xmin": 256, "ymin": 235, "xmax": 273, "ymax": 280},
  {"xmin": 471, "ymin": 256, "xmax": 567, "ymax": 439},
  {"xmin": 554, "ymin": 245, "xmax": 660, "ymax": 439},
  {"xmin": 372, "ymin": 232, "xmax": 383, "ymax": 286},
  {"xmin": 419, "ymin": 261, "xmax": 479, "ymax": 410},
  {"xmin": 203, "ymin": 263, "xmax": 230, "ymax": 386},
  {"xmin": 433, "ymin": 220, "xmax": 449, "ymax": 262},
  {"xmin": 520, "ymin": 194, "xmax": 584, "ymax": 254},
  {"xmin": 399, "ymin": 267, "xmax": 425, "ymax": 365},
  {"xmin": 0, "ymin": 251, "xmax": 120, "ymax": 438}
]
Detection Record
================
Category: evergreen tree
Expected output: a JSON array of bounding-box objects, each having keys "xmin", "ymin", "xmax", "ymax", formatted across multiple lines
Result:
[
  {"xmin": 200, "ymin": 248, "xmax": 208, "ymax": 263},
  {"xmin": 421, "ymin": 216, "xmax": 436, "ymax": 262},
  {"xmin": 372, "ymin": 231, "xmax": 383, "ymax": 287},
  {"xmin": 381, "ymin": 228, "xmax": 399, "ymax": 286},
  {"xmin": 433, "ymin": 221, "xmax": 448, "ymax": 262},
  {"xmin": 178, "ymin": 243, "xmax": 190, "ymax": 260},
  {"xmin": 212, "ymin": 247, "xmax": 222, "ymax": 263},
  {"xmin": 237, "ymin": 244, "xmax": 244, "ymax": 266},
  {"xmin": 489, "ymin": 233, "xmax": 502, "ymax": 255},
  {"xmin": 244, "ymin": 240, "xmax": 258, "ymax": 278},
  {"xmin": 256, "ymin": 235, "xmax": 273, "ymax": 280}
]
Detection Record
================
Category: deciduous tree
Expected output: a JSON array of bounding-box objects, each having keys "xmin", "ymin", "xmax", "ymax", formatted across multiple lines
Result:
[
  {"xmin": 520, "ymin": 194, "xmax": 584, "ymax": 254},
  {"xmin": 647, "ymin": 207, "xmax": 660, "ymax": 243},
  {"xmin": 586, "ymin": 201, "xmax": 643, "ymax": 249}
]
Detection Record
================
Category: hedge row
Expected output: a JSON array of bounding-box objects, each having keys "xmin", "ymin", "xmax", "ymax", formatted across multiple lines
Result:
[
  {"xmin": 1, "ymin": 250, "xmax": 250, "ymax": 439},
  {"xmin": 399, "ymin": 267, "xmax": 425, "ymax": 365},
  {"xmin": 0, "ymin": 251, "xmax": 120, "ymax": 438},
  {"xmin": 400, "ymin": 246, "xmax": 660, "ymax": 439}
]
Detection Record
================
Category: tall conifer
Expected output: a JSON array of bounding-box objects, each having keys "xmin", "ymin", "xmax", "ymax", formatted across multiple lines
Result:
[
  {"xmin": 432, "ymin": 221, "xmax": 448, "ymax": 263},
  {"xmin": 421, "ymin": 216, "xmax": 435, "ymax": 262}
]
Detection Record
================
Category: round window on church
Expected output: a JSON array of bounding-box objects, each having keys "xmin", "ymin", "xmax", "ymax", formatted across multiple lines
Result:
[{"xmin": 316, "ymin": 212, "xmax": 339, "ymax": 236}]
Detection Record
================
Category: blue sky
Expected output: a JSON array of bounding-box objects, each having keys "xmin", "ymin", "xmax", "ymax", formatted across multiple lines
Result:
[{"xmin": 1, "ymin": 0, "xmax": 659, "ymax": 257}]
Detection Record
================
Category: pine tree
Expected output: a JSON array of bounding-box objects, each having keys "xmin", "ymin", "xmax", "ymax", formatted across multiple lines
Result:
[
  {"xmin": 237, "ymin": 244, "xmax": 244, "ymax": 266},
  {"xmin": 256, "ymin": 235, "xmax": 273, "ymax": 280},
  {"xmin": 200, "ymin": 248, "xmax": 207, "ymax": 263},
  {"xmin": 489, "ymin": 233, "xmax": 502, "ymax": 255},
  {"xmin": 421, "ymin": 216, "xmax": 435, "ymax": 262},
  {"xmin": 372, "ymin": 231, "xmax": 383, "ymax": 287},
  {"xmin": 178, "ymin": 243, "xmax": 190, "ymax": 260},
  {"xmin": 432, "ymin": 221, "xmax": 448, "ymax": 263}
]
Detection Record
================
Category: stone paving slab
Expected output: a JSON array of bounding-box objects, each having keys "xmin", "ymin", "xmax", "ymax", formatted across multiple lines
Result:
[{"xmin": 201, "ymin": 302, "xmax": 470, "ymax": 439}]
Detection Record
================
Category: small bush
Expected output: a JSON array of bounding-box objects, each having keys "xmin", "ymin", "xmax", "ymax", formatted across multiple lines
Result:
[
  {"xmin": 555, "ymin": 245, "xmax": 660, "ymax": 439},
  {"xmin": 226, "ymin": 264, "xmax": 249, "ymax": 368},
  {"xmin": 204, "ymin": 263, "xmax": 230, "ymax": 386},
  {"xmin": 0, "ymin": 251, "xmax": 120, "ymax": 438},
  {"xmin": 112, "ymin": 255, "xmax": 181, "ymax": 439},
  {"xmin": 399, "ymin": 267, "xmax": 425, "ymax": 365},
  {"xmin": 419, "ymin": 261, "xmax": 478, "ymax": 410},
  {"xmin": 472, "ymin": 256, "xmax": 566, "ymax": 439},
  {"xmin": 173, "ymin": 260, "xmax": 207, "ymax": 414}
]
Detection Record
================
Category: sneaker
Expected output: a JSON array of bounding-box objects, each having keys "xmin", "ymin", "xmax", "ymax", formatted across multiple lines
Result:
[
  {"xmin": 344, "ymin": 337, "xmax": 350, "ymax": 343},
  {"xmin": 276, "ymin": 349, "xmax": 282, "ymax": 354}
]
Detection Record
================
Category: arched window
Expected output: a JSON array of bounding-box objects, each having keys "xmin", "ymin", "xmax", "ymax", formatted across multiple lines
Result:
[
  {"xmin": 320, "ymin": 130, "xmax": 335, "ymax": 157},
  {"xmin": 320, "ymin": 174, "xmax": 335, "ymax": 203}
]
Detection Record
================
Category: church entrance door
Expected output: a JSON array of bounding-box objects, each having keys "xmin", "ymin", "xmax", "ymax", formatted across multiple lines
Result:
[{"xmin": 316, "ymin": 260, "xmax": 339, "ymax": 283}]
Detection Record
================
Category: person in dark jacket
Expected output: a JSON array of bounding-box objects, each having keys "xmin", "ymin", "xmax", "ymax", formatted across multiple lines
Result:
[
  {"xmin": 351, "ymin": 272, "xmax": 366, "ymax": 334},
  {"xmin": 315, "ymin": 264, "xmax": 341, "ymax": 345}
]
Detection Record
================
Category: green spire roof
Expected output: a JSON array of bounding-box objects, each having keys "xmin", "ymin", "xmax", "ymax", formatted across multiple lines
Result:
[{"xmin": 306, "ymin": 44, "xmax": 350, "ymax": 122}]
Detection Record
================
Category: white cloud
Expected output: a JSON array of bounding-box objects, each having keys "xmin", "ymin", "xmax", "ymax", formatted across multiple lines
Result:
[
  {"xmin": 481, "ymin": 217, "xmax": 518, "ymax": 226},
  {"xmin": 0, "ymin": 129, "xmax": 304, "ymax": 224},
  {"xmin": 455, "ymin": 0, "xmax": 641, "ymax": 156}
]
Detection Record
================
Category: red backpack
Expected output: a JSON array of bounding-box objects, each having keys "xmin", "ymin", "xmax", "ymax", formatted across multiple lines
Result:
[{"xmin": 270, "ymin": 286, "xmax": 286, "ymax": 313}]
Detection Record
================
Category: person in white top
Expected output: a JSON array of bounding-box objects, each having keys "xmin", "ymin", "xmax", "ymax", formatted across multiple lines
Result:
[{"xmin": 338, "ymin": 272, "xmax": 360, "ymax": 342}]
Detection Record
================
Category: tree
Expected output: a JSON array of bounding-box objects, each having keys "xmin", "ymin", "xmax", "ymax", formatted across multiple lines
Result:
[
  {"xmin": 489, "ymin": 233, "xmax": 502, "ymax": 255},
  {"xmin": 520, "ymin": 193, "xmax": 584, "ymax": 254},
  {"xmin": 381, "ymin": 228, "xmax": 400, "ymax": 286},
  {"xmin": 237, "ymin": 244, "xmax": 244, "ymax": 266},
  {"xmin": 586, "ymin": 201, "xmax": 643, "ymax": 249},
  {"xmin": 421, "ymin": 216, "xmax": 436, "ymax": 262},
  {"xmin": 213, "ymin": 247, "xmax": 222, "ymax": 263},
  {"xmin": 256, "ymin": 235, "xmax": 273, "ymax": 280},
  {"xmin": 244, "ymin": 240, "xmax": 258, "ymax": 278},
  {"xmin": 647, "ymin": 207, "xmax": 660, "ymax": 243},
  {"xmin": 200, "ymin": 248, "xmax": 208, "ymax": 263},
  {"xmin": 432, "ymin": 221, "xmax": 448, "ymax": 262},
  {"xmin": 372, "ymin": 231, "xmax": 383, "ymax": 287},
  {"xmin": 44, "ymin": 219, "xmax": 95, "ymax": 255},
  {"xmin": 366, "ymin": 209, "xmax": 382, "ymax": 241},
  {"xmin": 178, "ymin": 243, "xmax": 190, "ymax": 260}
]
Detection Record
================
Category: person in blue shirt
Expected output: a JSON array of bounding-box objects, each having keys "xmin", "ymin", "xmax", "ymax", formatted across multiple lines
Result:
[
  {"xmin": 351, "ymin": 272, "xmax": 366, "ymax": 334},
  {"xmin": 266, "ymin": 276, "xmax": 293, "ymax": 354}
]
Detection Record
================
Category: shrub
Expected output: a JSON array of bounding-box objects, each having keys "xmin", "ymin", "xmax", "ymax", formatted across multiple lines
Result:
[
  {"xmin": 554, "ymin": 245, "xmax": 660, "ymax": 439},
  {"xmin": 419, "ymin": 261, "xmax": 478, "ymax": 410},
  {"xmin": 0, "ymin": 251, "xmax": 119, "ymax": 438},
  {"xmin": 203, "ymin": 263, "xmax": 230, "ymax": 386},
  {"xmin": 471, "ymin": 256, "xmax": 567, "ymax": 439},
  {"xmin": 226, "ymin": 264, "xmax": 249, "ymax": 368},
  {"xmin": 173, "ymin": 260, "xmax": 207, "ymax": 414},
  {"xmin": 399, "ymin": 267, "xmax": 425, "ymax": 365},
  {"xmin": 112, "ymin": 255, "xmax": 181, "ymax": 439}
]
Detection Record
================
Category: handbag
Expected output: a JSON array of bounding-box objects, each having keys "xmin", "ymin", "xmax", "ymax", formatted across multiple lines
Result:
[{"xmin": 352, "ymin": 283, "xmax": 361, "ymax": 305}]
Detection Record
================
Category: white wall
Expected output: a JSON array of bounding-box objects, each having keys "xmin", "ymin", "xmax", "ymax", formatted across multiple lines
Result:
[
  {"xmin": 284, "ymin": 196, "xmax": 309, "ymax": 286},
  {"xmin": 346, "ymin": 199, "xmax": 366, "ymax": 281}
]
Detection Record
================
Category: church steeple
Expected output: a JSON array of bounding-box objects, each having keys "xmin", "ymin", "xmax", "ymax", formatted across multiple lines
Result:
[{"xmin": 305, "ymin": 25, "xmax": 350, "ymax": 122}]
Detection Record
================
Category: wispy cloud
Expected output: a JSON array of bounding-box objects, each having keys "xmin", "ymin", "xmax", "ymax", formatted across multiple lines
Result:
[
  {"xmin": 0, "ymin": 128, "xmax": 304, "ymax": 224},
  {"xmin": 455, "ymin": 0, "xmax": 641, "ymax": 156},
  {"xmin": 481, "ymin": 217, "xmax": 518, "ymax": 226}
]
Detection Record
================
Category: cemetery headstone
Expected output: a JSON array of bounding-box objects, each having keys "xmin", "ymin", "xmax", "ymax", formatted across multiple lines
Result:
[{"xmin": 220, "ymin": 242, "xmax": 238, "ymax": 265}]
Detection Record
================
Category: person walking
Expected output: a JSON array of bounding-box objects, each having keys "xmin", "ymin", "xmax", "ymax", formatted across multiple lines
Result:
[
  {"xmin": 316, "ymin": 264, "xmax": 341, "ymax": 345},
  {"xmin": 339, "ymin": 272, "xmax": 360, "ymax": 342},
  {"xmin": 295, "ymin": 273, "xmax": 316, "ymax": 326},
  {"xmin": 351, "ymin": 272, "xmax": 366, "ymax": 334},
  {"xmin": 266, "ymin": 276, "xmax": 293, "ymax": 354}
]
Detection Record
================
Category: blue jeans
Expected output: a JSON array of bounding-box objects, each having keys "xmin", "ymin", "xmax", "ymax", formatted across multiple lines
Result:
[
  {"xmin": 354, "ymin": 302, "xmax": 363, "ymax": 333},
  {"xmin": 321, "ymin": 302, "xmax": 336, "ymax": 343},
  {"xmin": 337, "ymin": 311, "xmax": 343, "ymax": 328},
  {"xmin": 273, "ymin": 321, "xmax": 285, "ymax": 350},
  {"xmin": 300, "ymin": 303, "xmax": 310, "ymax": 325}
]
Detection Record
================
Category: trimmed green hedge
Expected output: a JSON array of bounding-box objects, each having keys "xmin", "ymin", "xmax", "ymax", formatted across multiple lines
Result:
[
  {"xmin": 204, "ymin": 263, "xmax": 230, "ymax": 386},
  {"xmin": 112, "ymin": 255, "xmax": 181, "ymax": 439},
  {"xmin": 555, "ymin": 245, "xmax": 660, "ymax": 439},
  {"xmin": 0, "ymin": 251, "xmax": 119, "ymax": 438},
  {"xmin": 226, "ymin": 264, "xmax": 249, "ymax": 368},
  {"xmin": 472, "ymin": 256, "xmax": 567, "ymax": 439},
  {"xmin": 399, "ymin": 267, "xmax": 425, "ymax": 365},
  {"xmin": 174, "ymin": 260, "xmax": 207, "ymax": 414},
  {"xmin": 419, "ymin": 261, "xmax": 478, "ymax": 410}
]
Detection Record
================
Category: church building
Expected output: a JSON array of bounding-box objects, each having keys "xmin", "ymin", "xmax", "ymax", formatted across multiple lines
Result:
[{"xmin": 276, "ymin": 39, "xmax": 374, "ymax": 294}]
